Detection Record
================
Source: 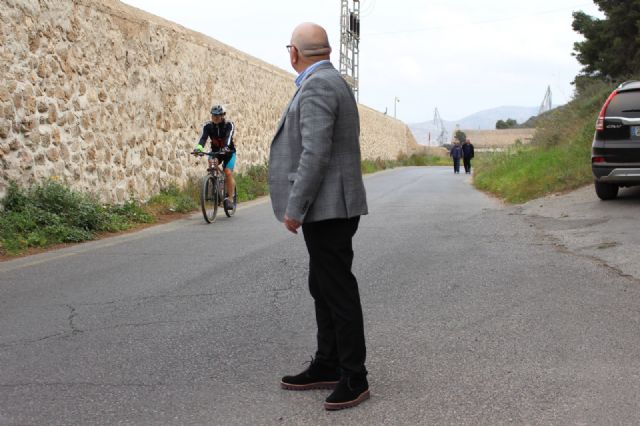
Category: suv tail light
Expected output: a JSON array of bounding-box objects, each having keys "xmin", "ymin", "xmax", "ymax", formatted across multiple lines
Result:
[
  {"xmin": 596, "ymin": 89, "xmax": 619, "ymax": 131},
  {"xmin": 592, "ymin": 156, "xmax": 606, "ymax": 163}
]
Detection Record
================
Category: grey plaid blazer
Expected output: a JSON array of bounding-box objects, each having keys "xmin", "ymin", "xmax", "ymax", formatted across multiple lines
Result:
[{"xmin": 268, "ymin": 62, "xmax": 368, "ymax": 224}]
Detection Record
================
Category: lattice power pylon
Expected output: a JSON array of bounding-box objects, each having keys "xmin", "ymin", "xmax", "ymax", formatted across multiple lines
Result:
[
  {"xmin": 339, "ymin": 0, "xmax": 360, "ymax": 100},
  {"xmin": 434, "ymin": 108, "xmax": 448, "ymax": 146},
  {"xmin": 538, "ymin": 85, "xmax": 552, "ymax": 115}
]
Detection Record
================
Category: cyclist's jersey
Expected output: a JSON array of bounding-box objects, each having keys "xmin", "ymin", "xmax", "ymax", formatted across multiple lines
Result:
[{"xmin": 198, "ymin": 120, "xmax": 236, "ymax": 152}]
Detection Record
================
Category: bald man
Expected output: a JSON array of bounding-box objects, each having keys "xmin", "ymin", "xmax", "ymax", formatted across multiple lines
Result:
[{"xmin": 269, "ymin": 22, "xmax": 370, "ymax": 411}]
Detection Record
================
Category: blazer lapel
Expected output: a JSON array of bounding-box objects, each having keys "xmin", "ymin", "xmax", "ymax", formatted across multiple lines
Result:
[
  {"xmin": 273, "ymin": 85, "xmax": 302, "ymax": 142},
  {"xmin": 272, "ymin": 63, "xmax": 333, "ymax": 143}
]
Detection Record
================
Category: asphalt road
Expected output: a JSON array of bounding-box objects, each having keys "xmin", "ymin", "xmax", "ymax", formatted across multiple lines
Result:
[{"xmin": 2, "ymin": 167, "xmax": 640, "ymax": 425}]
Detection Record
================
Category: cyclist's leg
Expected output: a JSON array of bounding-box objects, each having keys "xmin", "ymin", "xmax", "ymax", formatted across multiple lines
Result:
[{"xmin": 223, "ymin": 153, "xmax": 236, "ymax": 199}]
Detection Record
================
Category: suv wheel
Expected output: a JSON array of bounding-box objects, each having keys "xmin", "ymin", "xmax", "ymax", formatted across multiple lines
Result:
[{"xmin": 594, "ymin": 181, "xmax": 619, "ymax": 200}]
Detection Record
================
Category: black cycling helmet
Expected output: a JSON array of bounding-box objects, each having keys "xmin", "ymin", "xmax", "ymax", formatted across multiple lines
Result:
[{"xmin": 210, "ymin": 105, "xmax": 226, "ymax": 116}]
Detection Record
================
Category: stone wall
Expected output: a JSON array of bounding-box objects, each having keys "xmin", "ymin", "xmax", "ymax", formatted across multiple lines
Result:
[{"xmin": 0, "ymin": 0, "xmax": 419, "ymax": 202}]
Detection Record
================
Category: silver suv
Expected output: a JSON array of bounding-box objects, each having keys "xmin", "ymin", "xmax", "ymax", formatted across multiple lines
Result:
[{"xmin": 592, "ymin": 81, "xmax": 640, "ymax": 200}]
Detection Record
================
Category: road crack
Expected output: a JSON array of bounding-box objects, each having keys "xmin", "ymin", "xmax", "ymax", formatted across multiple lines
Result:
[{"xmin": 65, "ymin": 304, "xmax": 84, "ymax": 335}]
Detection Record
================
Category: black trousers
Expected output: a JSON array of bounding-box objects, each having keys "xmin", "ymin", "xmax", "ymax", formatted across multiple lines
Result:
[
  {"xmin": 453, "ymin": 158, "xmax": 461, "ymax": 173},
  {"xmin": 463, "ymin": 157, "xmax": 472, "ymax": 173},
  {"xmin": 301, "ymin": 216, "xmax": 367, "ymax": 376}
]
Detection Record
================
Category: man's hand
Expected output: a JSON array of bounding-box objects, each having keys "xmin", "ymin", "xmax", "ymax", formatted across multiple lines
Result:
[{"xmin": 284, "ymin": 214, "xmax": 301, "ymax": 234}]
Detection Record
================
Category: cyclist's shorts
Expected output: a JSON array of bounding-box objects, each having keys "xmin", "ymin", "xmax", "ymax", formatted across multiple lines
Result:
[
  {"xmin": 210, "ymin": 152, "xmax": 236, "ymax": 171},
  {"xmin": 225, "ymin": 152, "xmax": 237, "ymax": 171}
]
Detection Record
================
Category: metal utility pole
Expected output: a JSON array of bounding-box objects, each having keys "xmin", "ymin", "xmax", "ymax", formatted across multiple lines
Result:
[
  {"xmin": 394, "ymin": 96, "xmax": 400, "ymax": 118},
  {"xmin": 339, "ymin": 0, "xmax": 360, "ymax": 101},
  {"xmin": 433, "ymin": 108, "xmax": 448, "ymax": 146},
  {"xmin": 538, "ymin": 85, "xmax": 552, "ymax": 115}
]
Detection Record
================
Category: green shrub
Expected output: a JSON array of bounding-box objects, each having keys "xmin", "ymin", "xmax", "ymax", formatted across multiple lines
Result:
[
  {"xmin": 235, "ymin": 164, "xmax": 269, "ymax": 202},
  {"xmin": 0, "ymin": 180, "xmax": 156, "ymax": 255}
]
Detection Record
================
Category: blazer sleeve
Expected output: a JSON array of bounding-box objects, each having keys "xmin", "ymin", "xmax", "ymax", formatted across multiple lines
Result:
[{"xmin": 285, "ymin": 77, "xmax": 337, "ymax": 222}]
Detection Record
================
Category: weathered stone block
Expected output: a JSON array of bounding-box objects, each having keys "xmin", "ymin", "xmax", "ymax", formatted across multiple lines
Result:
[
  {"xmin": 87, "ymin": 88, "xmax": 97, "ymax": 103},
  {"xmin": 0, "ymin": 87, "xmax": 9, "ymax": 102},
  {"xmin": 52, "ymin": 127, "xmax": 61, "ymax": 144},
  {"xmin": 18, "ymin": 150, "xmax": 33, "ymax": 169},
  {"xmin": 0, "ymin": 142, "xmax": 10, "ymax": 155},
  {"xmin": 81, "ymin": 115, "xmax": 90, "ymax": 129},
  {"xmin": 56, "ymin": 46, "xmax": 69, "ymax": 61},
  {"xmin": 0, "ymin": 119, "xmax": 10, "ymax": 138},
  {"xmin": 20, "ymin": 116, "xmax": 37, "ymax": 133},
  {"xmin": 60, "ymin": 143, "xmax": 70, "ymax": 160},
  {"xmin": 63, "ymin": 85, "xmax": 73, "ymax": 101},
  {"xmin": 48, "ymin": 106, "xmax": 58, "ymax": 124},
  {"xmin": 46, "ymin": 146, "xmax": 60, "ymax": 161},
  {"xmin": 6, "ymin": 80, "xmax": 17, "ymax": 93},
  {"xmin": 34, "ymin": 152, "xmax": 45, "ymax": 166},
  {"xmin": 67, "ymin": 30, "xmax": 80, "ymax": 43},
  {"xmin": 54, "ymin": 86, "xmax": 65, "ymax": 100},
  {"xmin": 37, "ymin": 101, "xmax": 49, "ymax": 113},
  {"xmin": 115, "ymin": 187, "xmax": 126, "ymax": 202},
  {"xmin": 25, "ymin": 96, "xmax": 36, "ymax": 114},
  {"xmin": 86, "ymin": 147, "xmax": 96, "ymax": 161},
  {"xmin": 13, "ymin": 93, "xmax": 22, "ymax": 109},
  {"xmin": 36, "ymin": 60, "xmax": 48, "ymax": 79},
  {"xmin": 39, "ymin": 130, "xmax": 51, "ymax": 147}
]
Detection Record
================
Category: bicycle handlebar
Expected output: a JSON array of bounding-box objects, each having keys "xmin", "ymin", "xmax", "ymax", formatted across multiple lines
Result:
[{"xmin": 190, "ymin": 149, "xmax": 228, "ymax": 157}]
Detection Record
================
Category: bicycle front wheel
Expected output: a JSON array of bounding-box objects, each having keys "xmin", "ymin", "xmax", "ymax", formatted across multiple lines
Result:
[{"xmin": 200, "ymin": 175, "xmax": 218, "ymax": 223}]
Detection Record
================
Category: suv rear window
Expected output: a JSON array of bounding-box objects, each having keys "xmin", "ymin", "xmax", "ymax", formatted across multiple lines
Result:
[{"xmin": 607, "ymin": 90, "xmax": 640, "ymax": 118}]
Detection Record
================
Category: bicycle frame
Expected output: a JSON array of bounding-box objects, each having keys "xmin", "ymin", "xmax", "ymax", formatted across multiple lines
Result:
[{"xmin": 191, "ymin": 150, "xmax": 236, "ymax": 222}]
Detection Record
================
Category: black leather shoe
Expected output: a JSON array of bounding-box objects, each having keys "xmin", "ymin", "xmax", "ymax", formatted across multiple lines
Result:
[
  {"xmin": 280, "ymin": 359, "xmax": 340, "ymax": 390},
  {"xmin": 324, "ymin": 374, "xmax": 370, "ymax": 410}
]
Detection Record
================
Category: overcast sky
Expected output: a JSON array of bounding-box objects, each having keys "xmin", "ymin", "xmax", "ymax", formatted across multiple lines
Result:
[{"xmin": 121, "ymin": 0, "xmax": 603, "ymax": 124}]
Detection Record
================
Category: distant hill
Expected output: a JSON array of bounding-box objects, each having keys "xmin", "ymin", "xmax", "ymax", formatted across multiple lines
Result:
[{"xmin": 409, "ymin": 105, "xmax": 545, "ymax": 145}]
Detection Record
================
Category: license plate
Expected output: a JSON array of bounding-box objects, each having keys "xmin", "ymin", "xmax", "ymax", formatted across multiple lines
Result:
[{"xmin": 632, "ymin": 126, "xmax": 640, "ymax": 137}]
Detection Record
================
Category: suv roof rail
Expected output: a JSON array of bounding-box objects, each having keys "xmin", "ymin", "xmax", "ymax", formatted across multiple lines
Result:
[{"xmin": 619, "ymin": 80, "xmax": 640, "ymax": 90}]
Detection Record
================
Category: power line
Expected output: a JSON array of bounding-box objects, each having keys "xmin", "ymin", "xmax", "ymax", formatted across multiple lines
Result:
[
  {"xmin": 365, "ymin": 3, "xmax": 593, "ymax": 36},
  {"xmin": 360, "ymin": 0, "xmax": 376, "ymax": 17}
]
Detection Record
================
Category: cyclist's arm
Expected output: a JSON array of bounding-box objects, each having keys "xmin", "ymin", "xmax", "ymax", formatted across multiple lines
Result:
[
  {"xmin": 195, "ymin": 124, "xmax": 209, "ymax": 151},
  {"xmin": 225, "ymin": 122, "xmax": 235, "ymax": 149}
]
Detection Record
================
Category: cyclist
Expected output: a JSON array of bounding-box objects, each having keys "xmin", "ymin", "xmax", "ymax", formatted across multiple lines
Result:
[{"xmin": 194, "ymin": 105, "xmax": 237, "ymax": 211}]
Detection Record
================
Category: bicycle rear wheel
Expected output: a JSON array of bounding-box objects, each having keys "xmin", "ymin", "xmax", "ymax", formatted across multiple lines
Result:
[
  {"xmin": 223, "ymin": 184, "xmax": 237, "ymax": 217},
  {"xmin": 200, "ymin": 175, "xmax": 218, "ymax": 223}
]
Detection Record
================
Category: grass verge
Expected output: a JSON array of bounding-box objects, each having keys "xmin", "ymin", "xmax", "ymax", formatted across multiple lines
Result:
[
  {"xmin": 361, "ymin": 152, "xmax": 450, "ymax": 174},
  {"xmin": 474, "ymin": 79, "xmax": 615, "ymax": 203},
  {"xmin": 0, "ymin": 180, "xmax": 154, "ymax": 256}
]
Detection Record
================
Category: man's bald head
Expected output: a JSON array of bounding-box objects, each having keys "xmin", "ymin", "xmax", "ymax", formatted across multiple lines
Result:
[{"xmin": 291, "ymin": 22, "xmax": 332, "ymax": 59}]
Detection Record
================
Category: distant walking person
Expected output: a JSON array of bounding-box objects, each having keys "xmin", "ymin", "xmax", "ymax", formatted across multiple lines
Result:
[
  {"xmin": 268, "ymin": 22, "xmax": 370, "ymax": 411},
  {"xmin": 462, "ymin": 139, "xmax": 475, "ymax": 174},
  {"xmin": 450, "ymin": 140, "xmax": 463, "ymax": 174},
  {"xmin": 462, "ymin": 139, "xmax": 473, "ymax": 174}
]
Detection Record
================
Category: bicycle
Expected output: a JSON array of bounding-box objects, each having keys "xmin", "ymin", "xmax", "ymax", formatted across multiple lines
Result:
[{"xmin": 191, "ymin": 150, "xmax": 237, "ymax": 223}]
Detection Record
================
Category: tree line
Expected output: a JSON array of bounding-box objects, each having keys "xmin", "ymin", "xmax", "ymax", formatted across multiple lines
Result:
[
  {"xmin": 494, "ymin": 1, "xmax": 639, "ymax": 129},
  {"xmin": 572, "ymin": 0, "xmax": 640, "ymax": 84}
]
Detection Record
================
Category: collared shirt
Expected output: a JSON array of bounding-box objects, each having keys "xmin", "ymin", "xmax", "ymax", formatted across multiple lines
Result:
[{"xmin": 295, "ymin": 60, "xmax": 331, "ymax": 87}]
